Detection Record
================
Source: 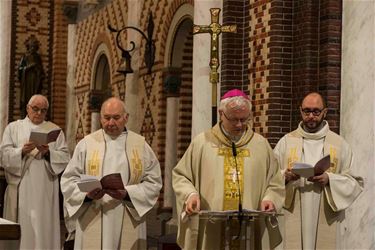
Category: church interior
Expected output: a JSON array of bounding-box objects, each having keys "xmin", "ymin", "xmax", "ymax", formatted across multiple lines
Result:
[{"xmin": 0, "ymin": 0, "xmax": 374, "ymax": 249}]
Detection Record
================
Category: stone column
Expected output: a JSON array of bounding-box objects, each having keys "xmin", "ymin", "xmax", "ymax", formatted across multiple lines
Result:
[
  {"xmin": 340, "ymin": 1, "xmax": 375, "ymax": 249},
  {"xmin": 0, "ymin": 0, "xmax": 12, "ymax": 140},
  {"xmin": 192, "ymin": 0, "xmax": 222, "ymax": 137},
  {"xmin": 124, "ymin": 0, "xmax": 142, "ymax": 131},
  {"xmin": 63, "ymin": 0, "xmax": 79, "ymax": 152},
  {"xmin": 162, "ymin": 68, "xmax": 181, "ymax": 208},
  {"xmin": 65, "ymin": 24, "xmax": 78, "ymax": 152}
]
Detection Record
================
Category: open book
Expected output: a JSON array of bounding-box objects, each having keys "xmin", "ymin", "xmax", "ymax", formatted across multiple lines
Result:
[
  {"xmin": 291, "ymin": 154, "xmax": 331, "ymax": 178},
  {"xmin": 29, "ymin": 123, "xmax": 61, "ymax": 146},
  {"xmin": 77, "ymin": 173, "xmax": 125, "ymax": 192}
]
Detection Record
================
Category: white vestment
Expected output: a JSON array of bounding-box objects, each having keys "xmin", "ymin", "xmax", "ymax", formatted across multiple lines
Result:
[
  {"xmin": 0, "ymin": 117, "xmax": 70, "ymax": 250},
  {"xmin": 274, "ymin": 121, "xmax": 363, "ymax": 249},
  {"xmin": 173, "ymin": 124, "xmax": 285, "ymax": 250},
  {"xmin": 61, "ymin": 129, "xmax": 162, "ymax": 250}
]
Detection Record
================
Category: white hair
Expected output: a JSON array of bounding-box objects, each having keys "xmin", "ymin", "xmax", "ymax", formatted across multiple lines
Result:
[
  {"xmin": 28, "ymin": 94, "xmax": 49, "ymax": 108},
  {"xmin": 218, "ymin": 96, "xmax": 252, "ymax": 113}
]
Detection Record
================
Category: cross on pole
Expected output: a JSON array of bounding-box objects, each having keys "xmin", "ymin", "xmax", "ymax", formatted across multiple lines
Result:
[{"xmin": 193, "ymin": 8, "xmax": 237, "ymax": 125}]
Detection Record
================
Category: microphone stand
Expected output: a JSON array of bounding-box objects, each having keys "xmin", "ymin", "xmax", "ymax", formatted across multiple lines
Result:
[{"xmin": 232, "ymin": 142, "xmax": 243, "ymax": 240}]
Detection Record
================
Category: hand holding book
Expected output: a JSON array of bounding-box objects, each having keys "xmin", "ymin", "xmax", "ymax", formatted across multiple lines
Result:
[
  {"xmin": 291, "ymin": 155, "xmax": 330, "ymax": 179},
  {"xmin": 78, "ymin": 173, "xmax": 124, "ymax": 191},
  {"xmin": 29, "ymin": 124, "xmax": 61, "ymax": 146}
]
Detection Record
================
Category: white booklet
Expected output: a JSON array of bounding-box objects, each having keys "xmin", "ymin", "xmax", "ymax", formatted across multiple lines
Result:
[
  {"xmin": 291, "ymin": 154, "xmax": 330, "ymax": 178},
  {"xmin": 29, "ymin": 123, "xmax": 61, "ymax": 146}
]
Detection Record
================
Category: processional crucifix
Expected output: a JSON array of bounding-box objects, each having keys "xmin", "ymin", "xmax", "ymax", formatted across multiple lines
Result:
[{"xmin": 193, "ymin": 8, "xmax": 237, "ymax": 125}]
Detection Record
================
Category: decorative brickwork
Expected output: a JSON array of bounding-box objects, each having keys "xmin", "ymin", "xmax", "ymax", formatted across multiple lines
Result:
[
  {"xmin": 220, "ymin": 0, "xmax": 341, "ymax": 146},
  {"xmin": 265, "ymin": 0, "xmax": 293, "ymax": 145},
  {"xmin": 9, "ymin": 0, "xmax": 53, "ymax": 121},
  {"xmin": 71, "ymin": 0, "xmax": 194, "ymax": 208},
  {"xmin": 222, "ymin": 0, "xmax": 251, "ymax": 93},
  {"xmin": 51, "ymin": 0, "xmax": 68, "ymax": 130},
  {"xmin": 290, "ymin": 0, "xmax": 342, "ymax": 134},
  {"xmin": 177, "ymin": 30, "xmax": 193, "ymax": 160},
  {"xmin": 74, "ymin": 1, "xmax": 127, "ymax": 139}
]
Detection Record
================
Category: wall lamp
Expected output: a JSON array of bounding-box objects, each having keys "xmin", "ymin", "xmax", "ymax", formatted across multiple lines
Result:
[{"xmin": 108, "ymin": 12, "xmax": 155, "ymax": 75}]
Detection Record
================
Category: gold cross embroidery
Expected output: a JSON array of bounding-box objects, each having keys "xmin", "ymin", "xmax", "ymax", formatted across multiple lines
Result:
[{"xmin": 219, "ymin": 147, "xmax": 250, "ymax": 210}]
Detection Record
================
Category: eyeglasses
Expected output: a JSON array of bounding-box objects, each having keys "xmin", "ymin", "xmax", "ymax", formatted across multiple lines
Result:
[
  {"xmin": 29, "ymin": 105, "xmax": 48, "ymax": 114},
  {"xmin": 222, "ymin": 112, "xmax": 251, "ymax": 125},
  {"xmin": 301, "ymin": 108, "xmax": 324, "ymax": 116}
]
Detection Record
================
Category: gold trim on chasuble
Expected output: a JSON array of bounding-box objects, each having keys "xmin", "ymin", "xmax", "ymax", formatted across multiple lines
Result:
[
  {"xmin": 128, "ymin": 149, "xmax": 143, "ymax": 185},
  {"xmin": 287, "ymin": 146, "xmax": 338, "ymax": 173},
  {"xmin": 287, "ymin": 147, "xmax": 299, "ymax": 170},
  {"xmin": 329, "ymin": 147, "xmax": 338, "ymax": 173},
  {"xmin": 219, "ymin": 147, "xmax": 250, "ymax": 210},
  {"xmin": 88, "ymin": 150, "xmax": 100, "ymax": 176}
]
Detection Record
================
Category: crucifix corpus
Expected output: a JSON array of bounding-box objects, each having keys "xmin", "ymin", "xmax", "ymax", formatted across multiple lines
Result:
[{"xmin": 193, "ymin": 8, "xmax": 237, "ymax": 125}]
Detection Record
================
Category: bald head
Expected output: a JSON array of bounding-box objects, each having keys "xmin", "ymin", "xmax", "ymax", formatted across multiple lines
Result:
[
  {"xmin": 301, "ymin": 92, "xmax": 326, "ymax": 109},
  {"xmin": 100, "ymin": 97, "xmax": 128, "ymax": 137},
  {"xmin": 100, "ymin": 97, "xmax": 126, "ymax": 116}
]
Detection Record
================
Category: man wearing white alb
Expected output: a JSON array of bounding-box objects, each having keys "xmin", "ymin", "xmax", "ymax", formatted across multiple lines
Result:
[
  {"xmin": 1, "ymin": 94, "xmax": 70, "ymax": 249},
  {"xmin": 274, "ymin": 92, "xmax": 363, "ymax": 249},
  {"xmin": 61, "ymin": 97, "xmax": 162, "ymax": 249}
]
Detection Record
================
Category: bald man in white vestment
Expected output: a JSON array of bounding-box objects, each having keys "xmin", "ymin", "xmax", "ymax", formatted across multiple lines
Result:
[
  {"xmin": 274, "ymin": 92, "xmax": 363, "ymax": 249},
  {"xmin": 173, "ymin": 89, "xmax": 285, "ymax": 250},
  {"xmin": 1, "ymin": 94, "xmax": 70, "ymax": 249},
  {"xmin": 61, "ymin": 97, "xmax": 162, "ymax": 250}
]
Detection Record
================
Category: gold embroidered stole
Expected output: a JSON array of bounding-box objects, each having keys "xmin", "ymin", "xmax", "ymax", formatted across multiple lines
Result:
[
  {"xmin": 219, "ymin": 147, "xmax": 250, "ymax": 210},
  {"xmin": 211, "ymin": 123, "xmax": 253, "ymax": 211},
  {"xmin": 284, "ymin": 129, "xmax": 342, "ymax": 209},
  {"xmin": 81, "ymin": 129, "xmax": 145, "ymax": 249}
]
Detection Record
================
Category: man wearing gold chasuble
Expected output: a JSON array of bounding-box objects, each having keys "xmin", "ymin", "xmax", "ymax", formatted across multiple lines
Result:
[
  {"xmin": 274, "ymin": 92, "xmax": 363, "ymax": 249},
  {"xmin": 172, "ymin": 89, "xmax": 285, "ymax": 250},
  {"xmin": 61, "ymin": 97, "xmax": 162, "ymax": 250}
]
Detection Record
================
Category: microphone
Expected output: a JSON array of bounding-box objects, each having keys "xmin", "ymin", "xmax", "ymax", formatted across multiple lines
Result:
[
  {"xmin": 232, "ymin": 142, "xmax": 243, "ymax": 239},
  {"xmin": 232, "ymin": 142, "xmax": 237, "ymax": 157}
]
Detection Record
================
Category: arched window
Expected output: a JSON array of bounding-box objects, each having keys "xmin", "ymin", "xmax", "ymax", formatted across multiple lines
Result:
[{"xmin": 93, "ymin": 54, "xmax": 110, "ymax": 91}]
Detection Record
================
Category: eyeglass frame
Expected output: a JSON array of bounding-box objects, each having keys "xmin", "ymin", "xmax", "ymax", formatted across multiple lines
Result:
[
  {"xmin": 300, "ymin": 107, "xmax": 326, "ymax": 117},
  {"xmin": 222, "ymin": 112, "xmax": 251, "ymax": 125},
  {"xmin": 28, "ymin": 105, "xmax": 48, "ymax": 114}
]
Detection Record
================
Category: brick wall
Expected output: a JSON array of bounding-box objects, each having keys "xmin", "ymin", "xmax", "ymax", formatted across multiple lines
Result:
[
  {"xmin": 51, "ymin": 0, "xmax": 68, "ymax": 130},
  {"xmin": 265, "ymin": 0, "xmax": 293, "ymax": 145},
  {"xmin": 177, "ymin": 30, "xmax": 193, "ymax": 160},
  {"xmin": 220, "ymin": 0, "xmax": 341, "ymax": 146},
  {"xmin": 9, "ymin": 0, "xmax": 53, "ymax": 121},
  {"xmin": 317, "ymin": 0, "xmax": 342, "ymax": 133},
  {"xmin": 222, "ymin": 0, "xmax": 251, "ymax": 94},
  {"xmin": 290, "ymin": 0, "xmax": 342, "ymax": 134},
  {"xmin": 291, "ymin": 0, "xmax": 321, "ymax": 130}
]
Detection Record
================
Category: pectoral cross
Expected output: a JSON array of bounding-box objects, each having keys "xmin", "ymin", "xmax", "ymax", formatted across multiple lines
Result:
[{"xmin": 193, "ymin": 8, "xmax": 237, "ymax": 125}]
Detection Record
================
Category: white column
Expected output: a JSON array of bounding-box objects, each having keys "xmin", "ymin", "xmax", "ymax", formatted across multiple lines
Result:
[
  {"xmin": 65, "ymin": 24, "xmax": 78, "ymax": 152},
  {"xmin": 192, "ymin": 0, "xmax": 222, "ymax": 137},
  {"xmin": 340, "ymin": 1, "xmax": 375, "ymax": 249},
  {"xmin": 91, "ymin": 112, "xmax": 100, "ymax": 132},
  {"xmin": 163, "ymin": 97, "xmax": 179, "ymax": 207},
  {"xmin": 124, "ymin": 0, "xmax": 143, "ymax": 131},
  {"xmin": 0, "ymin": 0, "xmax": 12, "ymax": 140}
]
